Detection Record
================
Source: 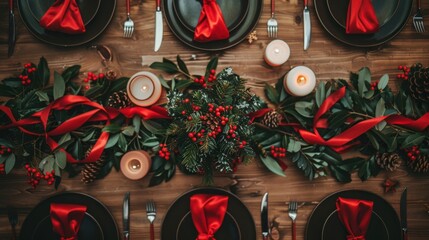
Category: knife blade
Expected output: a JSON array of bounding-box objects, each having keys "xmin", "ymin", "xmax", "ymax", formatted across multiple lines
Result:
[
  {"xmin": 154, "ymin": 0, "xmax": 163, "ymax": 52},
  {"xmin": 8, "ymin": 0, "xmax": 16, "ymax": 57},
  {"xmin": 303, "ymin": 0, "xmax": 311, "ymax": 51},
  {"xmin": 123, "ymin": 192, "xmax": 130, "ymax": 240},
  {"xmin": 400, "ymin": 187, "xmax": 408, "ymax": 240},
  {"xmin": 261, "ymin": 192, "xmax": 269, "ymax": 240}
]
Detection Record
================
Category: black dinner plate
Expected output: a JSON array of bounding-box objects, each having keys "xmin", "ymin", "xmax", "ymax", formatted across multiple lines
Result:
[
  {"xmin": 164, "ymin": 0, "xmax": 263, "ymax": 51},
  {"xmin": 18, "ymin": 0, "xmax": 116, "ymax": 47},
  {"xmin": 20, "ymin": 192, "xmax": 119, "ymax": 240},
  {"xmin": 314, "ymin": 0, "xmax": 412, "ymax": 47},
  {"xmin": 161, "ymin": 187, "xmax": 256, "ymax": 240},
  {"xmin": 27, "ymin": 0, "xmax": 101, "ymax": 25},
  {"xmin": 305, "ymin": 190, "xmax": 401, "ymax": 240}
]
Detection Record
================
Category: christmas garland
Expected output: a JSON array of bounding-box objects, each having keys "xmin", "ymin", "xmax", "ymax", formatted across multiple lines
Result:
[{"xmin": 0, "ymin": 57, "xmax": 428, "ymax": 189}]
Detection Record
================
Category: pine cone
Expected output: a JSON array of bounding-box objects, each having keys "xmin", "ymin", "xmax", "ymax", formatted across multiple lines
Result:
[
  {"xmin": 261, "ymin": 110, "xmax": 282, "ymax": 128},
  {"xmin": 376, "ymin": 152, "xmax": 402, "ymax": 171},
  {"xmin": 107, "ymin": 90, "xmax": 131, "ymax": 109},
  {"xmin": 408, "ymin": 64, "xmax": 429, "ymax": 101},
  {"xmin": 81, "ymin": 147, "xmax": 106, "ymax": 184},
  {"xmin": 408, "ymin": 155, "xmax": 429, "ymax": 173}
]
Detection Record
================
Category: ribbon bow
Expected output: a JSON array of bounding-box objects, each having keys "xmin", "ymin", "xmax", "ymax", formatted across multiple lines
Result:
[
  {"xmin": 50, "ymin": 203, "xmax": 87, "ymax": 240},
  {"xmin": 190, "ymin": 194, "xmax": 229, "ymax": 240},
  {"xmin": 346, "ymin": 0, "xmax": 379, "ymax": 34},
  {"xmin": 336, "ymin": 197, "xmax": 374, "ymax": 240},
  {"xmin": 40, "ymin": 0, "xmax": 86, "ymax": 34},
  {"xmin": 194, "ymin": 0, "xmax": 230, "ymax": 42}
]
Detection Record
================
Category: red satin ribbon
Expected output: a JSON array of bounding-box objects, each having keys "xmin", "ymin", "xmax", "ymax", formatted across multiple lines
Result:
[
  {"xmin": 40, "ymin": 0, "xmax": 85, "ymax": 34},
  {"xmin": 194, "ymin": 0, "xmax": 230, "ymax": 42},
  {"xmin": 190, "ymin": 194, "xmax": 229, "ymax": 240},
  {"xmin": 0, "ymin": 95, "xmax": 170, "ymax": 163},
  {"xmin": 346, "ymin": 0, "xmax": 379, "ymax": 34},
  {"xmin": 336, "ymin": 197, "xmax": 373, "ymax": 240},
  {"xmin": 50, "ymin": 203, "xmax": 87, "ymax": 240}
]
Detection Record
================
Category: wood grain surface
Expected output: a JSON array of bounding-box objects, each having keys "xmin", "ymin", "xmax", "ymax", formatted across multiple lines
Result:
[{"xmin": 1, "ymin": 0, "xmax": 429, "ymax": 239}]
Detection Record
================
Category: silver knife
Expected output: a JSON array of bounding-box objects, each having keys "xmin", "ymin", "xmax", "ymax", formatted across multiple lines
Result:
[
  {"xmin": 154, "ymin": 0, "xmax": 163, "ymax": 52},
  {"xmin": 400, "ymin": 187, "xmax": 408, "ymax": 240},
  {"xmin": 8, "ymin": 0, "xmax": 16, "ymax": 57},
  {"xmin": 303, "ymin": 0, "xmax": 311, "ymax": 51},
  {"xmin": 123, "ymin": 192, "xmax": 130, "ymax": 240},
  {"xmin": 261, "ymin": 192, "xmax": 269, "ymax": 240}
]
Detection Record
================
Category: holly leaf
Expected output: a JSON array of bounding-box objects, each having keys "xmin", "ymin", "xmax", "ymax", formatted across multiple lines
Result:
[
  {"xmin": 264, "ymin": 83, "xmax": 279, "ymax": 104},
  {"xmin": 177, "ymin": 55, "xmax": 189, "ymax": 75},
  {"xmin": 259, "ymin": 154, "xmax": 286, "ymax": 177},
  {"xmin": 205, "ymin": 56, "xmax": 219, "ymax": 76},
  {"xmin": 53, "ymin": 72, "xmax": 65, "ymax": 100}
]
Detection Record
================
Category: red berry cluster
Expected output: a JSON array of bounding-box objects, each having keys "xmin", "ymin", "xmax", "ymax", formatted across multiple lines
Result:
[
  {"xmin": 158, "ymin": 143, "xmax": 171, "ymax": 160},
  {"xmin": 226, "ymin": 125, "xmax": 238, "ymax": 139},
  {"xmin": 19, "ymin": 63, "xmax": 37, "ymax": 86},
  {"xmin": 193, "ymin": 69, "xmax": 216, "ymax": 88},
  {"xmin": 0, "ymin": 163, "xmax": 5, "ymax": 174},
  {"xmin": 404, "ymin": 145, "xmax": 420, "ymax": 161},
  {"xmin": 83, "ymin": 72, "xmax": 105, "ymax": 90},
  {"xmin": 231, "ymin": 157, "xmax": 242, "ymax": 172},
  {"xmin": 397, "ymin": 65, "xmax": 411, "ymax": 80},
  {"xmin": 0, "ymin": 145, "xmax": 12, "ymax": 155},
  {"xmin": 369, "ymin": 81, "xmax": 379, "ymax": 91},
  {"xmin": 188, "ymin": 130, "xmax": 207, "ymax": 145},
  {"xmin": 25, "ymin": 164, "xmax": 55, "ymax": 188},
  {"xmin": 270, "ymin": 146, "xmax": 286, "ymax": 158}
]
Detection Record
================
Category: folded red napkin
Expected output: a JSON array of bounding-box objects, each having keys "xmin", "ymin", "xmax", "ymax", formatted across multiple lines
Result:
[
  {"xmin": 190, "ymin": 194, "xmax": 229, "ymax": 240},
  {"xmin": 346, "ymin": 0, "xmax": 379, "ymax": 34},
  {"xmin": 50, "ymin": 203, "xmax": 87, "ymax": 240},
  {"xmin": 193, "ymin": 0, "xmax": 230, "ymax": 42},
  {"xmin": 336, "ymin": 197, "xmax": 374, "ymax": 240},
  {"xmin": 40, "ymin": 0, "xmax": 86, "ymax": 34}
]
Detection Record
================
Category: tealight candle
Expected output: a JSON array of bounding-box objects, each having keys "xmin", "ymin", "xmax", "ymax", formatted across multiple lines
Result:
[
  {"xmin": 284, "ymin": 66, "xmax": 316, "ymax": 96},
  {"xmin": 120, "ymin": 150, "xmax": 152, "ymax": 180},
  {"xmin": 264, "ymin": 40, "xmax": 291, "ymax": 67},
  {"xmin": 127, "ymin": 71, "xmax": 162, "ymax": 107}
]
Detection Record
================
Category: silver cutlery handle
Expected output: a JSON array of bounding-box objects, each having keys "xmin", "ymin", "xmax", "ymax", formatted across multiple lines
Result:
[
  {"xmin": 123, "ymin": 232, "xmax": 129, "ymax": 240},
  {"xmin": 271, "ymin": 0, "xmax": 275, "ymax": 17}
]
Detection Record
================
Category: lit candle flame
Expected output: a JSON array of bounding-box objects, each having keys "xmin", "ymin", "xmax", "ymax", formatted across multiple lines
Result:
[{"xmin": 297, "ymin": 75, "xmax": 307, "ymax": 86}]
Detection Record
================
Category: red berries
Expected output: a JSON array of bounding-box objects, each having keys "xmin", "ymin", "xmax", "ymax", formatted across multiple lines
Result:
[
  {"xmin": 193, "ymin": 69, "xmax": 217, "ymax": 87},
  {"xmin": 397, "ymin": 65, "xmax": 411, "ymax": 80},
  {"xmin": 0, "ymin": 145, "xmax": 12, "ymax": 155},
  {"xmin": 0, "ymin": 163, "xmax": 5, "ymax": 174},
  {"xmin": 404, "ymin": 145, "xmax": 420, "ymax": 162},
  {"xmin": 158, "ymin": 143, "xmax": 171, "ymax": 160},
  {"xmin": 270, "ymin": 146, "xmax": 286, "ymax": 158},
  {"xmin": 24, "ymin": 164, "xmax": 55, "ymax": 188},
  {"xmin": 369, "ymin": 81, "xmax": 378, "ymax": 91}
]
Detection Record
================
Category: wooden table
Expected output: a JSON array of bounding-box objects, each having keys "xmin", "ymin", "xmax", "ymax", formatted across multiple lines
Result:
[{"xmin": 1, "ymin": 0, "xmax": 429, "ymax": 239}]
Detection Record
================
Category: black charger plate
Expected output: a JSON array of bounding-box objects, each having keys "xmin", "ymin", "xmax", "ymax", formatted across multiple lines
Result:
[{"xmin": 20, "ymin": 192, "xmax": 119, "ymax": 240}]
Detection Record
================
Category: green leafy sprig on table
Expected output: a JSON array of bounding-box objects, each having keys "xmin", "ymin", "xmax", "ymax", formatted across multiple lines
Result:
[{"xmin": 259, "ymin": 66, "xmax": 429, "ymax": 182}]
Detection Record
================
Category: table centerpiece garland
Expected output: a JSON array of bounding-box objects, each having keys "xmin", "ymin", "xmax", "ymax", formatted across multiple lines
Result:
[{"xmin": 0, "ymin": 57, "xmax": 428, "ymax": 188}]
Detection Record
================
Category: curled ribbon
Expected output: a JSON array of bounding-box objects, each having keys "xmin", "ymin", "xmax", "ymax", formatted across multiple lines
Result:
[{"xmin": 0, "ymin": 95, "xmax": 170, "ymax": 163}]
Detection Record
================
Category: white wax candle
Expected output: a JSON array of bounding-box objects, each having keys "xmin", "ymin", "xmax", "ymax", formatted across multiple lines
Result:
[
  {"xmin": 120, "ymin": 150, "xmax": 152, "ymax": 180},
  {"xmin": 284, "ymin": 66, "xmax": 316, "ymax": 96},
  {"xmin": 127, "ymin": 71, "xmax": 162, "ymax": 107},
  {"xmin": 264, "ymin": 40, "xmax": 291, "ymax": 67}
]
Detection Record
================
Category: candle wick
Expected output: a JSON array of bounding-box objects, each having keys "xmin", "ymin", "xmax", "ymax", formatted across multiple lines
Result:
[{"xmin": 274, "ymin": 48, "xmax": 280, "ymax": 54}]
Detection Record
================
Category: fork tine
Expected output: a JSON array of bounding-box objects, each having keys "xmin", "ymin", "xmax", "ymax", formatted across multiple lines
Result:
[{"xmin": 420, "ymin": 21, "xmax": 425, "ymax": 32}]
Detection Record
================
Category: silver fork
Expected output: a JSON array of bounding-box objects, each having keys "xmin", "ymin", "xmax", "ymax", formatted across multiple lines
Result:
[
  {"xmin": 267, "ymin": 0, "xmax": 278, "ymax": 38},
  {"xmin": 123, "ymin": 0, "xmax": 134, "ymax": 38},
  {"xmin": 413, "ymin": 0, "xmax": 425, "ymax": 32},
  {"xmin": 146, "ymin": 200, "xmax": 156, "ymax": 240},
  {"xmin": 288, "ymin": 201, "xmax": 298, "ymax": 240}
]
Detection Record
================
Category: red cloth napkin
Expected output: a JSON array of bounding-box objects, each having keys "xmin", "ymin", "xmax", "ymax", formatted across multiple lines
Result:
[
  {"xmin": 190, "ymin": 194, "xmax": 229, "ymax": 240},
  {"xmin": 50, "ymin": 203, "xmax": 87, "ymax": 240},
  {"xmin": 40, "ymin": 0, "xmax": 86, "ymax": 34},
  {"xmin": 193, "ymin": 0, "xmax": 230, "ymax": 42},
  {"xmin": 346, "ymin": 0, "xmax": 379, "ymax": 34},
  {"xmin": 336, "ymin": 197, "xmax": 374, "ymax": 240}
]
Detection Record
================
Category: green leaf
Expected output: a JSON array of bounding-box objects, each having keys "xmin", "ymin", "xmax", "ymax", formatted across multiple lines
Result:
[
  {"xmin": 375, "ymin": 98, "xmax": 386, "ymax": 117},
  {"xmin": 264, "ymin": 83, "xmax": 279, "ymax": 104},
  {"xmin": 402, "ymin": 133, "xmax": 426, "ymax": 148},
  {"xmin": 329, "ymin": 165, "xmax": 352, "ymax": 182},
  {"xmin": 177, "ymin": 55, "xmax": 189, "ymax": 75},
  {"xmin": 103, "ymin": 124, "xmax": 122, "ymax": 133},
  {"xmin": 358, "ymin": 67, "xmax": 371, "ymax": 97},
  {"xmin": 2, "ymin": 78, "xmax": 22, "ymax": 88},
  {"xmin": 35, "ymin": 91, "xmax": 50, "ymax": 103},
  {"xmin": 105, "ymin": 134, "xmax": 120, "ymax": 149},
  {"xmin": 287, "ymin": 138, "xmax": 302, "ymax": 152},
  {"xmin": 71, "ymin": 139, "xmax": 83, "ymax": 160},
  {"xmin": 205, "ymin": 57, "xmax": 219, "ymax": 77},
  {"xmin": 40, "ymin": 155, "xmax": 55, "ymax": 173},
  {"xmin": 38, "ymin": 57, "xmax": 50, "ymax": 87},
  {"xmin": 0, "ymin": 84, "xmax": 20, "ymax": 97},
  {"xmin": 315, "ymin": 81, "xmax": 326, "ymax": 107},
  {"xmin": 4, "ymin": 154, "xmax": 16, "ymax": 174},
  {"xmin": 378, "ymin": 74, "xmax": 389, "ymax": 90},
  {"xmin": 54, "ymin": 151, "xmax": 67, "ymax": 169},
  {"xmin": 118, "ymin": 134, "xmax": 127, "ymax": 152},
  {"xmin": 150, "ymin": 60, "xmax": 179, "ymax": 74},
  {"xmin": 122, "ymin": 126, "xmax": 135, "ymax": 137},
  {"xmin": 58, "ymin": 133, "xmax": 71, "ymax": 145},
  {"xmin": 143, "ymin": 136, "xmax": 160, "ymax": 147},
  {"xmin": 364, "ymin": 90, "xmax": 374, "ymax": 99},
  {"xmin": 142, "ymin": 120, "xmax": 164, "ymax": 134},
  {"xmin": 0, "ymin": 138, "xmax": 13, "ymax": 148},
  {"xmin": 158, "ymin": 75, "xmax": 170, "ymax": 89},
  {"xmin": 295, "ymin": 101, "xmax": 314, "ymax": 118},
  {"xmin": 133, "ymin": 115, "xmax": 141, "ymax": 133},
  {"xmin": 61, "ymin": 65, "xmax": 81, "ymax": 83},
  {"xmin": 82, "ymin": 130, "xmax": 96, "ymax": 142},
  {"xmin": 328, "ymin": 110, "xmax": 349, "ymax": 129},
  {"xmin": 53, "ymin": 72, "xmax": 65, "ymax": 100},
  {"xmin": 259, "ymin": 154, "xmax": 286, "ymax": 177},
  {"xmin": 366, "ymin": 132, "xmax": 380, "ymax": 151}
]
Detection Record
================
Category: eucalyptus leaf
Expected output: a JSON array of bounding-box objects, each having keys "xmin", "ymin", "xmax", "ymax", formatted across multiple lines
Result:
[
  {"xmin": 315, "ymin": 81, "xmax": 326, "ymax": 107},
  {"xmin": 287, "ymin": 138, "xmax": 302, "ymax": 152},
  {"xmin": 118, "ymin": 134, "xmax": 128, "ymax": 152},
  {"xmin": 4, "ymin": 154, "xmax": 16, "ymax": 174},
  {"xmin": 364, "ymin": 90, "xmax": 374, "ymax": 99},
  {"xmin": 53, "ymin": 72, "xmax": 65, "ymax": 100},
  {"xmin": 259, "ymin": 154, "xmax": 286, "ymax": 177},
  {"xmin": 133, "ymin": 115, "xmax": 141, "ymax": 133},
  {"xmin": 105, "ymin": 134, "xmax": 120, "ymax": 149},
  {"xmin": 122, "ymin": 126, "xmax": 135, "ymax": 136},
  {"xmin": 375, "ymin": 97, "xmax": 386, "ymax": 117},
  {"xmin": 358, "ymin": 67, "xmax": 371, "ymax": 97},
  {"xmin": 58, "ymin": 133, "xmax": 71, "ymax": 145},
  {"xmin": 378, "ymin": 74, "xmax": 389, "ymax": 90},
  {"xmin": 82, "ymin": 130, "xmax": 96, "ymax": 142}
]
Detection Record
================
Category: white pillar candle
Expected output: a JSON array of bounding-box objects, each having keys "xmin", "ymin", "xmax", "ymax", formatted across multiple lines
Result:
[
  {"xmin": 120, "ymin": 150, "xmax": 152, "ymax": 180},
  {"xmin": 127, "ymin": 71, "xmax": 162, "ymax": 107},
  {"xmin": 264, "ymin": 40, "xmax": 291, "ymax": 67},
  {"xmin": 284, "ymin": 66, "xmax": 316, "ymax": 96}
]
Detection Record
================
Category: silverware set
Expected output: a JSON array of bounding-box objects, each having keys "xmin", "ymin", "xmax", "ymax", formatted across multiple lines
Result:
[
  {"xmin": 413, "ymin": 0, "xmax": 425, "ymax": 32},
  {"xmin": 122, "ymin": 193, "xmax": 157, "ymax": 239}
]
